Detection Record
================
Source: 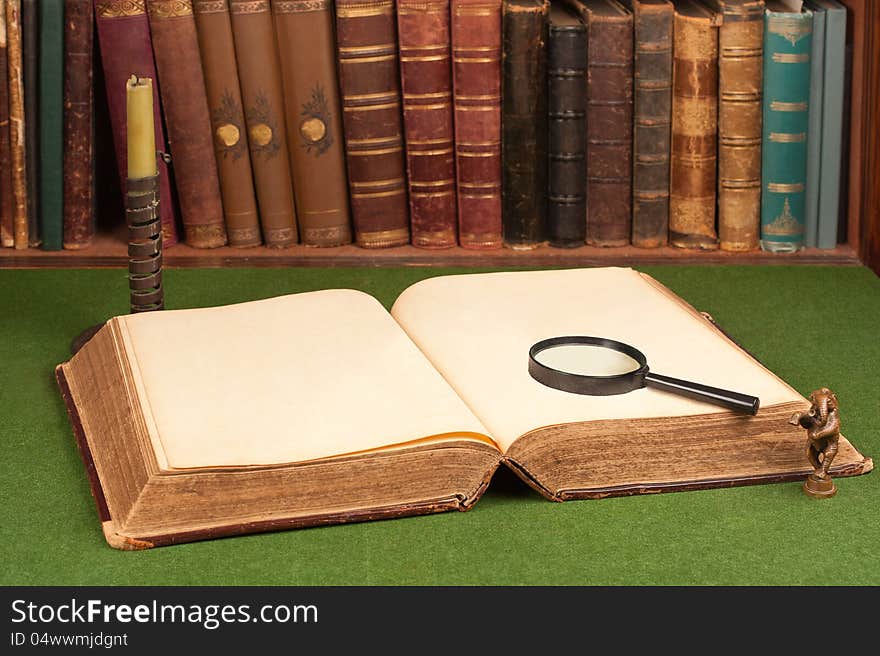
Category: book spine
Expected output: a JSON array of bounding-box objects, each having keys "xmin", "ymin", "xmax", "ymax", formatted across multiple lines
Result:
[
  {"xmin": 816, "ymin": 3, "xmax": 845, "ymax": 249},
  {"xmin": 669, "ymin": 9, "xmax": 718, "ymax": 249},
  {"xmin": 335, "ymin": 0, "xmax": 410, "ymax": 248},
  {"xmin": 63, "ymin": 0, "xmax": 95, "ymax": 249},
  {"xmin": 546, "ymin": 10, "xmax": 586, "ymax": 248},
  {"xmin": 146, "ymin": 0, "xmax": 227, "ymax": 248},
  {"xmin": 39, "ymin": 0, "xmax": 64, "ymax": 250},
  {"xmin": 451, "ymin": 0, "xmax": 502, "ymax": 249},
  {"xmin": 272, "ymin": 0, "xmax": 352, "ymax": 247},
  {"xmin": 22, "ymin": 0, "xmax": 38, "ymax": 246},
  {"xmin": 803, "ymin": 5, "xmax": 823, "ymax": 249},
  {"xmin": 631, "ymin": 0, "xmax": 672, "ymax": 248},
  {"xmin": 501, "ymin": 0, "xmax": 548, "ymax": 249},
  {"xmin": 0, "ymin": 0, "xmax": 13, "ymax": 247},
  {"xmin": 717, "ymin": 0, "xmax": 764, "ymax": 252},
  {"xmin": 398, "ymin": 0, "xmax": 457, "ymax": 249},
  {"xmin": 586, "ymin": 10, "xmax": 633, "ymax": 247},
  {"xmin": 228, "ymin": 0, "xmax": 298, "ymax": 247},
  {"xmin": 5, "ymin": 0, "xmax": 26, "ymax": 249},
  {"xmin": 760, "ymin": 8, "xmax": 811, "ymax": 251},
  {"xmin": 93, "ymin": 0, "xmax": 179, "ymax": 246},
  {"xmin": 193, "ymin": 0, "xmax": 261, "ymax": 247}
]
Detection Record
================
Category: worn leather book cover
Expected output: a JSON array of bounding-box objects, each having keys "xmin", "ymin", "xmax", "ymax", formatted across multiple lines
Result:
[
  {"xmin": 703, "ymin": 0, "xmax": 764, "ymax": 252},
  {"xmin": 623, "ymin": 0, "xmax": 672, "ymax": 248},
  {"xmin": 398, "ymin": 0, "xmax": 457, "ymax": 248},
  {"xmin": 451, "ymin": 0, "xmax": 502, "ymax": 249},
  {"xmin": 5, "ymin": 0, "xmax": 26, "ymax": 249},
  {"xmin": 39, "ymin": 0, "xmax": 64, "ymax": 250},
  {"xmin": 63, "ymin": 0, "xmax": 96, "ymax": 249},
  {"xmin": 502, "ymin": 0, "xmax": 548, "ymax": 249},
  {"xmin": 803, "ymin": 1, "xmax": 823, "ymax": 248},
  {"xmin": 0, "ymin": 0, "xmax": 13, "ymax": 248},
  {"xmin": 192, "ymin": 0, "xmax": 260, "ymax": 247},
  {"xmin": 228, "ymin": 0, "xmax": 298, "ymax": 247},
  {"xmin": 22, "ymin": 0, "xmax": 39, "ymax": 247},
  {"xmin": 273, "ymin": 0, "xmax": 352, "ymax": 247},
  {"xmin": 146, "ymin": 0, "xmax": 227, "ymax": 248},
  {"xmin": 760, "ymin": 1, "xmax": 811, "ymax": 251},
  {"xmin": 669, "ymin": 0, "xmax": 719, "ymax": 249},
  {"xmin": 93, "ymin": 0, "xmax": 179, "ymax": 246},
  {"xmin": 547, "ymin": 3, "xmax": 586, "ymax": 248},
  {"xmin": 567, "ymin": 0, "xmax": 633, "ymax": 247},
  {"xmin": 335, "ymin": 0, "xmax": 410, "ymax": 248}
]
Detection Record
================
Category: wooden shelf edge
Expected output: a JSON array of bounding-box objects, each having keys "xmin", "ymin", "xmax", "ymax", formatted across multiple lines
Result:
[{"xmin": 0, "ymin": 240, "xmax": 862, "ymax": 268}]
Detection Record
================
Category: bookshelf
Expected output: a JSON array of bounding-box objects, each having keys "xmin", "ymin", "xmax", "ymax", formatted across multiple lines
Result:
[{"xmin": 1, "ymin": 0, "xmax": 877, "ymax": 273}]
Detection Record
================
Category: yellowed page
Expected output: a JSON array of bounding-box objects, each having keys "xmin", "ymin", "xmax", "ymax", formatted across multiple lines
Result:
[
  {"xmin": 391, "ymin": 268, "xmax": 802, "ymax": 453},
  {"xmin": 119, "ymin": 290, "xmax": 493, "ymax": 469}
]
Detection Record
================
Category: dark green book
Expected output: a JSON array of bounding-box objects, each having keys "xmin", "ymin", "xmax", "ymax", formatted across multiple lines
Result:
[
  {"xmin": 22, "ymin": 0, "xmax": 40, "ymax": 247},
  {"xmin": 760, "ymin": 0, "xmax": 812, "ymax": 253},
  {"xmin": 38, "ymin": 0, "xmax": 64, "ymax": 250}
]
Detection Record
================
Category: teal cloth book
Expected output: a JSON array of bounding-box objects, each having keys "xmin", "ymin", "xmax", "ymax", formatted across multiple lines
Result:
[
  {"xmin": 38, "ymin": 0, "xmax": 63, "ymax": 250},
  {"xmin": 803, "ymin": 3, "xmax": 823, "ymax": 248},
  {"xmin": 760, "ymin": 0, "xmax": 812, "ymax": 252}
]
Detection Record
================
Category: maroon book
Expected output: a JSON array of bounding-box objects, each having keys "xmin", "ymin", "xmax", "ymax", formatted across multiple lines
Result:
[
  {"xmin": 93, "ymin": 0, "xmax": 179, "ymax": 246},
  {"xmin": 451, "ymin": 0, "xmax": 502, "ymax": 249}
]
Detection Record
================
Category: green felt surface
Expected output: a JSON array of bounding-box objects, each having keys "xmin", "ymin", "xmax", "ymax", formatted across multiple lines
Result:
[{"xmin": 1, "ymin": 265, "xmax": 878, "ymax": 585}]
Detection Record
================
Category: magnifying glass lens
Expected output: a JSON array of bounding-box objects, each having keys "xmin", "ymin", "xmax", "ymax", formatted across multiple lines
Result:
[{"xmin": 534, "ymin": 343, "xmax": 641, "ymax": 377}]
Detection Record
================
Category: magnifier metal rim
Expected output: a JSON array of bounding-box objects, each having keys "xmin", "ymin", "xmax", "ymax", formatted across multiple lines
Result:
[{"xmin": 528, "ymin": 335, "xmax": 650, "ymax": 396}]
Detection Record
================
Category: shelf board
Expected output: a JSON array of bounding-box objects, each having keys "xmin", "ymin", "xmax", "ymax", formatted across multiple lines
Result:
[{"xmin": 0, "ymin": 232, "xmax": 862, "ymax": 268}]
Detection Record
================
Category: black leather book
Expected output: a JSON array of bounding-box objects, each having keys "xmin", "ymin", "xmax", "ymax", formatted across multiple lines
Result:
[
  {"xmin": 502, "ymin": 0, "xmax": 549, "ymax": 249},
  {"xmin": 547, "ymin": 3, "xmax": 586, "ymax": 247}
]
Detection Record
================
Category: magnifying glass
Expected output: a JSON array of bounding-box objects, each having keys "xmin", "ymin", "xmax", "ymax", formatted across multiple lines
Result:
[{"xmin": 528, "ymin": 336, "xmax": 760, "ymax": 415}]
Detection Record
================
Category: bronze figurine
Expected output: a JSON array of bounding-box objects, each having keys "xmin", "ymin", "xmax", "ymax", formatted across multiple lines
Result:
[{"xmin": 789, "ymin": 388, "xmax": 841, "ymax": 498}]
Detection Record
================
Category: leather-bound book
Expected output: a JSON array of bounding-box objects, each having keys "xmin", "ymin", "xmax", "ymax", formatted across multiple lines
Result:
[
  {"xmin": 502, "ymin": 0, "xmax": 548, "ymax": 249},
  {"xmin": 192, "ymin": 0, "xmax": 260, "ymax": 247},
  {"xmin": 39, "ymin": 0, "xmax": 65, "ymax": 250},
  {"xmin": 273, "ymin": 0, "xmax": 352, "ymax": 247},
  {"xmin": 546, "ymin": 3, "xmax": 586, "ymax": 248},
  {"xmin": 0, "ymin": 0, "xmax": 13, "ymax": 248},
  {"xmin": 5, "ymin": 0, "xmax": 26, "ymax": 249},
  {"xmin": 451, "ymin": 0, "xmax": 502, "ymax": 249},
  {"xmin": 669, "ymin": 0, "xmax": 719, "ymax": 249},
  {"xmin": 146, "ymin": 0, "xmax": 227, "ymax": 248},
  {"xmin": 22, "ymin": 0, "xmax": 38, "ymax": 247},
  {"xmin": 93, "ymin": 0, "xmax": 179, "ymax": 246},
  {"xmin": 397, "ymin": 0, "xmax": 456, "ymax": 248},
  {"xmin": 705, "ymin": 0, "xmax": 764, "ymax": 252},
  {"xmin": 623, "ymin": 0, "xmax": 672, "ymax": 248},
  {"xmin": 63, "ymin": 0, "xmax": 96, "ymax": 249},
  {"xmin": 228, "ymin": 0, "xmax": 298, "ymax": 247},
  {"xmin": 335, "ymin": 0, "xmax": 409, "ymax": 248},
  {"xmin": 566, "ymin": 0, "xmax": 633, "ymax": 247}
]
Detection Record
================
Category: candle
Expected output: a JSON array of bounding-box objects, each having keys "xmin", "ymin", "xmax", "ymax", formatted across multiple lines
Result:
[{"xmin": 126, "ymin": 75, "xmax": 157, "ymax": 179}]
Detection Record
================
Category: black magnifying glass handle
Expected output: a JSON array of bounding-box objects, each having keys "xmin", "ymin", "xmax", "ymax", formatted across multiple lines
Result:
[{"xmin": 644, "ymin": 372, "xmax": 760, "ymax": 415}]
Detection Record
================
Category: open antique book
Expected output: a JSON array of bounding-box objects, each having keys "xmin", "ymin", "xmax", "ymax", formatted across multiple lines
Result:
[{"xmin": 57, "ymin": 268, "xmax": 872, "ymax": 549}]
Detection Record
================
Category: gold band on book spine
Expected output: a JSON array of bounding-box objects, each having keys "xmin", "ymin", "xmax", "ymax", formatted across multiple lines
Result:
[{"xmin": 95, "ymin": 1, "xmax": 147, "ymax": 17}]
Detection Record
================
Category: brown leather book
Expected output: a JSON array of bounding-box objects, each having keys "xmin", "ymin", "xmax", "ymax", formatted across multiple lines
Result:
[
  {"xmin": 5, "ymin": 0, "xmax": 26, "ymax": 249},
  {"xmin": 0, "ymin": 0, "xmax": 13, "ymax": 248},
  {"xmin": 63, "ymin": 0, "xmax": 96, "ymax": 249},
  {"xmin": 567, "ymin": 0, "xmax": 633, "ymax": 247},
  {"xmin": 501, "ymin": 0, "xmax": 548, "ymax": 249},
  {"xmin": 669, "ymin": 0, "xmax": 719, "ymax": 249},
  {"xmin": 335, "ymin": 0, "xmax": 410, "ymax": 248},
  {"xmin": 706, "ymin": 0, "xmax": 763, "ymax": 252},
  {"xmin": 451, "ymin": 0, "xmax": 502, "ymax": 249},
  {"xmin": 273, "ymin": 0, "xmax": 352, "ymax": 247},
  {"xmin": 398, "ymin": 0, "xmax": 457, "ymax": 249},
  {"xmin": 625, "ymin": 0, "xmax": 673, "ymax": 247},
  {"xmin": 228, "ymin": 0, "xmax": 298, "ymax": 247},
  {"xmin": 146, "ymin": 0, "xmax": 227, "ymax": 248},
  {"xmin": 193, "ymin": 0, "xmax": 261, "ymax": 247}
]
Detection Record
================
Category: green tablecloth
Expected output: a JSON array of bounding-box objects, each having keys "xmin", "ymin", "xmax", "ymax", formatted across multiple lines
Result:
[{"xmin": 1, "ymin": 265, "xmax": 878, "ymax": 585}]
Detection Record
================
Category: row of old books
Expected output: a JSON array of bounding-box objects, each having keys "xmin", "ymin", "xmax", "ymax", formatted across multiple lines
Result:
[{"xmin": 0, "ymin": 0, "xmax": 849, "ymax": 253}]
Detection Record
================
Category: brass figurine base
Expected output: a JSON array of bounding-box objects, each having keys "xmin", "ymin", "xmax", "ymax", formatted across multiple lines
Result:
[{"xmin": 803, "ymin": 473, "xmax": 837, "ymax": 499}]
